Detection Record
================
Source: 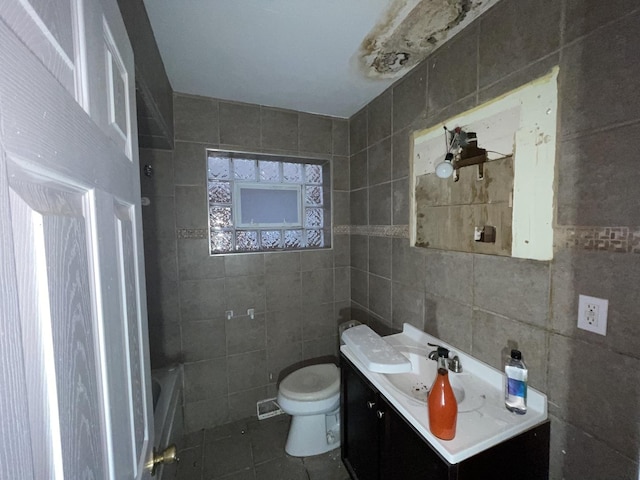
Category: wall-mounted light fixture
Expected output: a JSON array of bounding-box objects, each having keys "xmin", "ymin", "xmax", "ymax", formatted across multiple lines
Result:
[{"xmin": 435, "ymin": 126, "xmax": 488, "ymax": 181}]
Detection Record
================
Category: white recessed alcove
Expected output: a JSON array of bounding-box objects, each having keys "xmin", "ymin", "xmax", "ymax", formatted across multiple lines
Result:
[{"xmin": 410, "ymin": 67, "xmax": 559, "ymax": 261}]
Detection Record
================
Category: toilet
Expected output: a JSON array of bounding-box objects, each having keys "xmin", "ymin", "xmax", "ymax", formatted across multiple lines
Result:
[{"xmin": 276, "ymin": 320, "xmax": 360, "ymax": 457}]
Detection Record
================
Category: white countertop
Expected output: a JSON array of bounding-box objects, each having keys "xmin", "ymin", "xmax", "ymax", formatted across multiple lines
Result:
[{"xmin": 340, "ymin": 323, "xmax": 548, "ymax": 464}]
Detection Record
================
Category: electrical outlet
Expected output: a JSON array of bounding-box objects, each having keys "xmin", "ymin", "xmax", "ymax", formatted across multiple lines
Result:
[{"xmin": 577, "ymin": 295, "xmax": 608, "ymax": 335}]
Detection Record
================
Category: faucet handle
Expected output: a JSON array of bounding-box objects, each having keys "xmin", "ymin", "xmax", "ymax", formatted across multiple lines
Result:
[{"xmin": 449, "ymin": 355, "xmax": 462, "ymax": 373}]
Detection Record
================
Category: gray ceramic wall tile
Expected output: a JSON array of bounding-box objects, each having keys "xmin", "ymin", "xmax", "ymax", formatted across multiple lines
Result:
[
  {"xmin": 184, "ymin": 397, "xmax": 229, "ymax": 433},
  {"xmin": 184, "ymin": 358, "xmax": 228, "ymax": 403},
  {"xmin": 333, "ymin": 191, "xmax": 350, "ymax": 226},
  {"xmin": 302, "ymin": 302, "xmax": 335, "ymax": 340},
  {"xmin": 332, "ymin": 119, "xmax": 349, "ymax": 156},
  {"xmin": 350, "ymin": 189, "xmax": 368, "ymax": 225},
  {"xmin": 392, "ymin": 178, "xmax": 409, "ymax": 225},
  {"xmin": 391, "ymin": 238, "xmax": 426, "ymax": 288},
  {"xmin": 301, "ymin": 249, "xmax": 333, "ymax": 271},
  {"xmin": 334, "ymin": 267, "xmax": 350, "ymax": 303},
  {"xmin": 173, "ymin": 142, "xmax": 207, "ymax": 186},
  {"xmin": 367, "ymin": 138, "xmax": 391, "ymax": 186},
  {"xmin": 266, "ymin": 307, "xmax": 302, "ymax": 350},
  {"xmin": 227, "ymin": 350, "xmax": 268, "ymax": 393},
  {"xmin": 424, "ymin": 295, "xmax": 473, "ymax": 353},
  {"xmin": 368, "ymin": 274, "xmax": 391, "ymax": 322},
  {"xmin": 393, "ymin": 64, "xmax": 427, "ymax": 133},
  {"xmin": 556, "ymin": 123, "xmax": 640, "ymax": 226},
  {"xmin": 303, "ymin": 335, "xmax": 338, "ymax": 360},
  {"xmin": 369, "ymin": 183, "xmax": 391, "ymax": 225},
  {"xmin": 473, "ymin": 255, "xmax": 550, "ymax": 328},
  {"xmin": 265, "ymin": 272, "xmax": 301, "ymax": 311},
  {"xmin": 178, "ymin": 238, "xmax": 225, "ymax": 280},
  {"xmin": 144, "ymin": 234, "xmax": 177, "ymax": 283},
  {"xmin": 428, "ymin": 24, "xmax": 478, "ymax": 114},
  {"xmin": 180, "ymin": 278, "xmax": 225, "ymax": 320},
  {"xmin": 264, "ymin": 252, "xmax": 300, "ymax": 275},
  {"xmin": 350, "ymin": 235, "xmax": 368, "ymax": 271},
  {"xmin": 182, "ymin": 318, "xmax": 226, "ymax": 362},
  {"xmin": 472, "ymin": 310, "xmax": 548, "ymax": 391},
  {"xmin": 301, "ymin": 269, "xmax": 334, "ymax": 305},
  {"xmin": 175, "ymin": 186, "xmax": 207, "ymax": 228},
  {"xmin": 143, "ymin": 195, "xmax": 175, "ymax": 239},
  {"xmin": 392, "ymin": 128, "xmax": 411, "ymax": 180},
  {"xmin": 478, "ymin": 0, "xmax": 561, "ymax": 88},
  {"xmin": 139, "ymin": 148, "xmax": 173, "ymax": 196},
  {"xmin": 299, "ymin": 113, "xmax": 332, "ymax": 154},
  {"xmin": 226, "ymin": 313, "xmax": 266, "ymax": 355},
  {"xmin": 391, "ymin": 282, "xmax": 424, "ymax": 331},
  {"xmin": 147, "ymin": 277, "xmax": 180, "ymax": 325},
  {"xmin": 333, "ymin": 234, "xmax": 350, "ymax": 267},
  {"xmin": 367, "ymin": 89, "xmax": 392, "ymax": 146},
  {"xmin": 225, "ymin": 275, "xmax": 266, "ymax": 314},
  {"xmin": 332, "ymin": 155, "xmax": 349, "ymax": 192},
  {"xmin": 350, "ymin": 268, "xmax": 368, "ymax": 308},
  {"xmin": 564, "ymin": 0, "xmax": 640, "ymax": 44},
  {"xmin": 267, "ymin": 343, "xmax": 303, "ymax": 383},
  {"xmin": 350, "ymin": 150, "xmax": 368, "ymax": 190},
  {"xmin": 261, "ymin": 108, "xmax": 298, "ymax": 151},
  {"xmin": 174, "ymin": 94, "xmax": 219, "ymax": 143},
  {"xmin": 349, "ymin": 107, "xmax": 367, "ymax": 154},
  {"xmin": 219, "ymin": 102, "xmax": 261, "ymax": 147},
  {"xmin": 547, "ymin": 334, "xmax": 640, "ymax": 460},
  {"xmin": 225, "ymin": 254, "xmax": 265, "ymax": 277},
  {"xmin": 424, "ymin": 250, "xmax": 473, "ymax": 305},
  {"xmin": 148, "ymin": 321, "xmax": 181, "ymax": 368},
  {"xmin": 368, "ymin": 236, "xmax": 391, "ymax": 279}
]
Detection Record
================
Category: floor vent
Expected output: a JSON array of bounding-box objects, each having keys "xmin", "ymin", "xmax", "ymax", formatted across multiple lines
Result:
[{"xmin": 256, "ymin": 397, "xmax": 284, "ymax": 420}]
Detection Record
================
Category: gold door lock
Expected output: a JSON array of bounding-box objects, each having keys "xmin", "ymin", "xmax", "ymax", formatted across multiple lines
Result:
[{"xmin": 146, "ymin": 444, "xmax": 179, "ymax": 476}]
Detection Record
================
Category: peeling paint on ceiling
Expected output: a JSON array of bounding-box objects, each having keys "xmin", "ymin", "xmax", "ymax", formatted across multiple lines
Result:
[{"xmin": 358, "ymin": 0, "xmax": 498, "ymax": 79}]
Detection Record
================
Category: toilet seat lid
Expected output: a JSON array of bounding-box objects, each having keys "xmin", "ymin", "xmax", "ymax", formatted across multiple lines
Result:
[{"xmin": 279, "ymin": 364, "xmax": 340, "ymax": 401}]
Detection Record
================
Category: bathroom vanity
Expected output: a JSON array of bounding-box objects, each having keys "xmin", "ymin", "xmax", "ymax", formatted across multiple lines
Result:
[{"xmin": 340, "ymin": 324, "xmax": 550, "ymax": 480}]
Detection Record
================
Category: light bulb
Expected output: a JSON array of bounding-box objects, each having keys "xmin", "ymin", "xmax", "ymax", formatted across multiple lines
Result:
[{"xmin": 435, "ymin": 153, "xmax": 454, "ymax": 179}]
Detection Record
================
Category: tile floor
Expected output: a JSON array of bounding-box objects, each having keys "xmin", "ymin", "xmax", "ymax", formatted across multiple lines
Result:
[{"xmin": 176, "ymin": 414, "xmax": 350, "ymax": 480}]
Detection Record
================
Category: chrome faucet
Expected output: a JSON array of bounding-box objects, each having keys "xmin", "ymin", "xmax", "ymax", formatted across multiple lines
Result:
[{"xmin": 427, "ymin": 343, "xmax": 463, "ymax": 373}]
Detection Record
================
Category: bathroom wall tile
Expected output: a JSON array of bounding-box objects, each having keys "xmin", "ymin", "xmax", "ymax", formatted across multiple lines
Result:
[
  {"xmin": 173, "ymin": 141, "xmax": 207, "ymax": 186},
  {"xmin": 224, "ymin": 254, "xmax": 265, "ymax": 277},
  {"xmin": 147, "ymin": 277, "xmax": 180, "ymax": 325},
  {"xmin": 350, "ymin": 268, "xmax": 368, "ymax": 308},
  {"xmin": 551, "ymin": 249, "xmax": 640, "ymax": 359},
  {"xmin": 175, "ymin": 186, "xmax": 207, "ymax": 228},
  {"xmin": 226, "ymin": 352, "xmax": 266, "ymax": 397},
  {"xmin": 349, "ymin": 107, "xmax": 367, "ymax": 155},
  {"xmin": 302, "ymin": 302, "xmax": 335, "ymax": 341},
  {"xmin": 332, "ymin": 190, "xmax": 350, "ymax": 226},
  {"xmin": 367, "ymin": 138, "xmax": 391, "ymax": 186},
  {"xmin": 392, "ymin": 128, "xmax": 411, "ymax": 180},
  {"xmin": 391, "ymin": 282, "xmax": 424, "ymax": 331},
  {"xmin": 393, "ymin": 64, "xmax": 427, "ymax": 133},
  {"xmin": 564, "ymin": 0, "xmax": 640, "ymax": 44},
  {"xmin": 303, "ymin": 335, "xmax": 339, "ymax": 360},
  {"xmin": 391, "ymin": 238, "xmax": 426, "ymax": 288},
  {"xmin": 264, "ymin": 251, "xmax": 299, "ymax": 274},
  {"xmin": 368, "ymin": 275, "xmax": 391, "ymax": 322},
  {"xmin": 261, "ymin": 108, "xmax": 298, "ymax": 151},
  {"xmin": 334, "ymin": 267, "xmax": 351, "ymax": 302},
  {"xmin": 367, "ymin": 89, "xmax": 392, "ymax": 146},
  {"xmin": 549, "ymin": 415, "xmax": 639, "ymax": 480},
  {"xmin": 144, "ymin": 234, "xmax": 177, "ymax": 283},
  {"xmin": 181, "ymin": 317, "xmax": 226, "ymax": 362},
  {"xmin": 332, "ymin": 119, "xmax": 349, "ymax": 156},
  {"xmin": 267, "ymin": 344, "xmax": 303, "ymax": 385},
  {"xmin": 350, "ymin": 234, "xmax": 368, "ymax": 271},
  {"xmin": 180, "ymin": 278, "xmax": 225, "ymax": 320},
  {"xmin": 392, "ymin": 177, "xmax": 409, "ymax": 225},
  {"xmin": 428, "ymin": 24, "xmax": 478, "ymax": 114},
  {"xmin": 174, "ymin": 94, "xmax": 219, "ymax": 143},
  {"xmin": 219, "ymin": 102, "xmax": 261, "ymax": 147},
  {"xmin": 478, "ymin": 0, "xmax": 561, "ymax": 88},
  {"xmin": 424, "ymin": 295, "xmax": 473, "ymax": 353},
  {"xmin": 148, "ymin": 321, "xmax": 182, "ymax": 368},
  {"xmin": 178, "ymin": 238, "xmax": 225, "ymax": 280},
  {"xmin": 301, "ymin": 249, "xmax": 333, "ymax": 271},
  {"xmin": 265, "ymin": 272, "xmax": 301, "ymax": 311},
  {"xmin": 424, "ymin": 95, "xmax": 477, "ymax": 130},
  {"xmin": 556, "ymin": 124, "xmax": 640, "ymax": 226},
  {"xmin": 369, "ymin": 183, "xmax": 391, "ymax": 226},
  {"xmin": 368, "ymin": 236, "xmax": 391, "ymax": 279},
  {"xmin": 473, "ymin": 308, "xmax": 549, "ymax": 388},
  {"xmin": 143, "ymin": 195, "xmax": 175, "ymax": 239},
  {"xmin": 424, "ymin": 250, "xmax": 473, "ymax": 305},
  {"xmin": 350, "ymin": 150, "xmax": 367, "ymax": 190},
  {"xmin": 332, "ymin": 155, "xmax": 350, "ymax": 192},
  {"xmin": 184, "ymin": 358, "xmax": 228, "ymax": 403},
  {"xmin": 333, "ymin": 234, "xmax": 350, "ymax": 268},
  {"xmin": 299, "ymin": 113, "xmax": 332, "ymax": 154},
  {"xmin": 547, "ymin": 334, "xmax": 640, "ymax": 460},
  {"xmin": 266, "ymin": 308, "xmax": 302, "ymax": 350},
  {"xmin": 226, "ymin": 313, "xmax": 266, "ymax": 355},
  {"xmin": 301, "ymin": 269, "xmax": 334, "ymax": 305},
  {"xmin": 473, "ymin": 255, "xmax": 550, "ymax": 328},
  {"xmin": 350, "ymin": 189, "xmax": 368, "ymax": 225},
  {"xmin": 184, "ymin": 396, "xmax": 229, "ymax": 433},
  {"xmin": 225, "ymin": 275, "xmax": 266, "ymax": 314},
  {"xmin": 139, "ymin": 148, "xmax": 173, "ymax": 196}
]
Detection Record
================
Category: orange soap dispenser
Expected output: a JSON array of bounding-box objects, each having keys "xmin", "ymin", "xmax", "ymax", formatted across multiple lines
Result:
[{"xmin": 428, "ymin": 347, "xmax": 458, "ymax": 440}]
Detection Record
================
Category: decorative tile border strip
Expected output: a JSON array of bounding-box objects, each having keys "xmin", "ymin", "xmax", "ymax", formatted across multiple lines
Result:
[
  {"xmin": 334, "ymin": 225, "xmax": 410, "ymax": 238},
  {"xmin": 177, "ymin": 228, "xmax": 208, "ymax": 239},
  {"xmin": 556, "ymin": 226, "xmax": 640, "ymax": 254}
]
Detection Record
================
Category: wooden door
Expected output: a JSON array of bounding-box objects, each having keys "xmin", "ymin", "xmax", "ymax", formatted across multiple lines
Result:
[{"xmin": 0, "ymin": 0, "xmax": 154, "ymax": 478}]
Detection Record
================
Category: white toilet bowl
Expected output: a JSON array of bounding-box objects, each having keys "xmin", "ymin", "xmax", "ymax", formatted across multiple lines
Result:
[{"xmin": 276, "ymin": 363, "xmax": 341, "ymax": 457}]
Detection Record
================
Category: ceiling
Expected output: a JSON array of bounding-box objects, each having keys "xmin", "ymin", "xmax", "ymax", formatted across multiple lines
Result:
[{"xmin": 143, "ymin": 0, "xmax": 497, "ymax": 119}]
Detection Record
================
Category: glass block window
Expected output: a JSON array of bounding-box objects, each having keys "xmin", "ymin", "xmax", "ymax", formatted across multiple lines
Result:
[{"xmin": 207, "ymin": 150, "xmax": 331, "ymax": 254}]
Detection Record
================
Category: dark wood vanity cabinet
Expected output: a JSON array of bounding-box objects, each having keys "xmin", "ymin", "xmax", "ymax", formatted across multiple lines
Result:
[{"xmin": 340, "ymin": 354, "xmax": 550, "ymax": 480}]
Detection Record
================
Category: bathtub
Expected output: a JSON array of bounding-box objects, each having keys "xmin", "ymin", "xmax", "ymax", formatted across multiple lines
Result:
[{"xmin": 151, "ymin": 365, "xmax": 184, "ymax": 480}]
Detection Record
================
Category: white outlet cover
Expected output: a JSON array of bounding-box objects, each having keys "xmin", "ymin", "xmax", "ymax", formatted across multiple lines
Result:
[{"xmin": 577, "ymin": 294, "xmax": 608, "ymax": 335}]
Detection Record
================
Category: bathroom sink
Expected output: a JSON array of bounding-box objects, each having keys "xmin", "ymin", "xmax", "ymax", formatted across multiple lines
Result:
[{"xmin": 384, "ymin": 346, "xmax": 485, "ymax": 412}]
